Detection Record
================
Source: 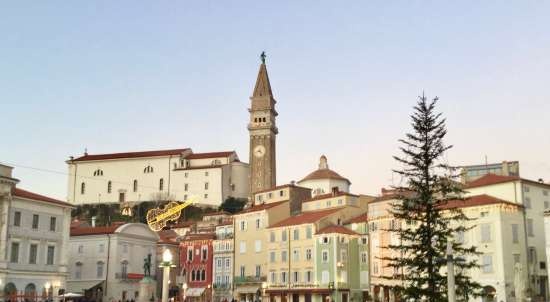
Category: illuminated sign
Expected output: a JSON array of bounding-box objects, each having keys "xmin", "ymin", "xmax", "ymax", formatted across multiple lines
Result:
[{"xmin": 146, "ymin": 197, "xmax": 196, "ymax": 231}]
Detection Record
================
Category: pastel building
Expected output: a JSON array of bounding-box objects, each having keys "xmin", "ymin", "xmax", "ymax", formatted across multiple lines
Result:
[
  {"xmin": 0, "ymin": 164, "xmax": 73, "ymax": 300},
  {"xmin": 179, "ymin": 233, "xmax": 215, "ymax": 302},
  {"xmin": 213, "ymin": 221, "xmax": 234, "ymax": 302},
  {"xmin": 66, "ymin": 149, "xmax": 249, "ymax": 207}
]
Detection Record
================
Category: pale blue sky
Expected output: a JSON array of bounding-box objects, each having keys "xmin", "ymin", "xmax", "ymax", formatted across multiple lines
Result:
[{"xmin": 2, "ymin": 1, "xmax": 549, "ymax": 200}]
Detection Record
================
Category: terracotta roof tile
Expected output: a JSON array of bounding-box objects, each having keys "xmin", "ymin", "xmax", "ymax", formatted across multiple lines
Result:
[
  {"xmin": 235, "ymin": 200, "xmax": 288, "ymax": 214},
  {"xmin": 300, "ymin": 169, "xmax": 350, "ymax": 183},
  {"xmin": 269, "ymin": 208, "xmax": 342, "ymax": 228},
  {"xmin": 70, "ymin": 222, "xmax": 125, "ymax": 236},
  {"xmin": 439, "ymin": 194, "xmax": 521, "ymax": 210},
  {"xmin": 72, "ymin": 148, "xmax": 190, "ymax": 161},
  {"xmin": 465, "ymin": 174, "xmax": 520, "ymax": 189},
  {"xmin": 13, "ymin": 188, "xmax": 73, "ymax": 207},
  {"xmin": 185, "ymin": 151, "xmax": 235, "ymax": 159},
  {"xmin": 182, "ymin": 232, "xmax": 215, "ymax": 241},
  {"xmin": 344, "ymin": 213, "xmax": 368, "ymax": 224},
  {"xmin": 316, "ymin": 225, "xmax": 359, "ymax": 236},
  {"xmin": 158, "ymin": 229, "xmax": 179, "ymax": 244}
]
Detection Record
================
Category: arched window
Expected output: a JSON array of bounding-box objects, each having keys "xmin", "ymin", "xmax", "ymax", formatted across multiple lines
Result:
[
  {"xmin": 80, "ymin": 182, "xmax": 86, "ymax": 194},
  {"xmin": 93, "ymin": 169, "xmax": 104, "ymax": 176},
  {"xmin": 4, "ymin": 283, "xmax": 17, "ymax": 296},
  {"xmin": 24, "ymin": 283, "xmax": 36, "ymax": 296},
  {"xmin": 97, "ymin": 261, "xmax": 104, "ymax": 278},
  {"xmin": 201, "ymin": 269, "xmax": 206, "ymax": 281},
  {"xmin": 133, "ymin": 180, "xmax": 138, "ymax": 192},
  {"xmin": 191, "ymin": 270, "xmax": 196, "ymax": 281},
  {"xmin": 107, "ymin": 181, "xmax": 112, "ymax": 193},
  {"xmin": 159, "ymin": 178, "xmax": 164, "ymax": 191},
  {"xmin": 121, "ymin": 261, "xmax": 128, "ymax": 276},
  {"xmin": 144, "ymin": 166, "xmax": 154, "ymax": 173},
  {"xmin": 75, "ymin": 262, "xmax": 83, "ymax": 279}
]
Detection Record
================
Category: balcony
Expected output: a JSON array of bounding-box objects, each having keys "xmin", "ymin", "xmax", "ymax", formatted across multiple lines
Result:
[
  {"xmin": 213, "ymin": 283, "xmax": 232, "ymax": 290},
  {"xmin": 234, "ymin": 275, "xmax": 266, "ymax": 284}
]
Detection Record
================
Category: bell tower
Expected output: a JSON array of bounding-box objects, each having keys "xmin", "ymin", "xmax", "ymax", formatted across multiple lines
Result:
[{"xmin": 248, "ymin": 52, "xmax": 277, "ymax": 196}]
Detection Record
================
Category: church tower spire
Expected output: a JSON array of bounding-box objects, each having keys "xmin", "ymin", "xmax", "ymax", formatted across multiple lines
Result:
[{"xmin": 248, "ymin": 52, "xmax": 278, "ymax": 196}]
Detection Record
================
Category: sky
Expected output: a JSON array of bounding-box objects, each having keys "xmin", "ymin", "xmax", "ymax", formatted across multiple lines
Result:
[{"xmin": 1, "ymin": 1, "xmax": 549, "ymax": 200}]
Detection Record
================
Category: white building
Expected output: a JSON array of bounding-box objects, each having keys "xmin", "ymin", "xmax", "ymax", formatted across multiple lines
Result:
[
  {"xmin": 297, "ymin": 156, "xmax": 350, "ymax": 197},
  {"xmin": 0, "ymin": 163, "xmax": 73, "ymax": 299},
  {"xmin": 465, "ymin": 173, "xmax": 550, "ymax": 300},
  {"xmin": 67, "ymin": 222, "xmax": 159, "ymax": 302},
  {"xmin": 212, "ymin": 222, "xmax": 234, "ymax": 302},
  {"xmin": 66, "ymin": 149, "xmax": 249, "ymax": 207}
]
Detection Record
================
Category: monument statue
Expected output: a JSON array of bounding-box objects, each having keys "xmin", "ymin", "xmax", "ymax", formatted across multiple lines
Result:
[{"xmin": 143, "ymin": 253, "xmax": 152, "ymax": 277}]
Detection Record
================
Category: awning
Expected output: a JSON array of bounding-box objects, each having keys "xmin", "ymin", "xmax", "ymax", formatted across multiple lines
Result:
[
  {"xmin": 234, "ymin": 285, "xmax": 260, "ymax": 294},
  {"xmin": 66, "ymin": 281, "xmax": 104, "ymax": 294},
  {"xmin": 185, "ymin": 288, "xmax": 205, "ymax": 297}
]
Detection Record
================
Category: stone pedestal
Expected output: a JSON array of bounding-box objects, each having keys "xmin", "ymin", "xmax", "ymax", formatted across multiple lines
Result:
[{"xmin": 138, "ymin": 277, "xmax": 157, "ymax": 302}]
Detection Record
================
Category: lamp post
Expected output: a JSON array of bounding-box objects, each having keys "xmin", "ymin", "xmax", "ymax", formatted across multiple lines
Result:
[
  {"xmin": 45, "ymin": 282, "xmax": 51, "ymax": 302},
  {"xmin": 447, "ymin": 240, "xmax": 456, "ymax": 302},
  {"xmin": 160, "ymin": 249, "xmax": 175, "ymax": 302},
  {"xmin": 182, "ymin": 283, "xmax": 188, "ymax": 302},
  {"xmin": 261, "ymin": 282, "xmax": 267, "ymax": 302}
]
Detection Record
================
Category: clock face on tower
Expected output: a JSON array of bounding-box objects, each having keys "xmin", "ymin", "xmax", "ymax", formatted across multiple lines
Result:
[{"xmin": 253, "ymin": 145, "xmax": 266, "ymax": 158}]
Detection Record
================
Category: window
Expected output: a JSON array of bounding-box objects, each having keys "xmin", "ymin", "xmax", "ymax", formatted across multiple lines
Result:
[
  {"xmin": 321, "ymin": 271, "xmax": 329, "ymax": 284},
  {"xmin": 270, "ymin": 231, "xmax": 275, "ymax": 242},
  {"xmin": 47, "ymin": 246, "xmax": 55, "ymax": 265},
  {"xmin": 341, "ymin": 250, "xmax": 348, "ymax": 262},
  {"xmin": 119, "ymin": 192, "xmax": 125, "ymax": 202},
  {"xmin": 545, "ymin": 201, "xmax": 549, "ymax": 209},
  {"xmin": 240, "ymin": 266, "xmax": 245, "ymax": 278},
  {"xmin": 279, "ymin": 190, "xmax": 284, "ymax": 197},
  {"xmin": 184, "ymin": 183, "xmax": 188, "ymax": 191},
  {"xmin": 133, "ymin": 180, "xmax": 138, "ymax": 192},
  {"xmin": 267, "ymin": 192, "xmax": 272, "ymax": 199},
  {"xmin": 455, "ymin": 230, "xmax": 465, "ymax": 244},
  {"xmin": 99, "ymin": 244, "xmax": 105, "ymax": 253},
  {"xmin": 513, "ymin": 254, "xmax": 520, "ymax": 264},
  {"xmin": 322, "ymin": 237, "xmax": 329, "ymax": 244},
  {"xmin": 13, "ymin": 211, "xmax": 21, "ymax": 227},
  {"xmin": 29, "ymin": 244, "xmax": 38, "ymax": 264},
  {"xmin": 184, "ymin": 172, "xmax": 188, "ymax": 178},
  {"xmin": 528, "ymin": 247, "xmax": 537, "ymax": 263},
  {"xmin": 361, "ymin": 237, "xmax": 368, "ymax": 245},
  {"xmin": 205, "ymin": 182, "xmax": 209, "ymax": 190},
  {"xmin": 191, "ymin": 270, "xmax": 196, "ymax": 281},
  {"xmin": 293, "ymin": 249, "xmax": 300, "ymax": 261},
  {"xmin": 254, "ymin": 240, "xmax": 262, "ymax": 252},
  {"xmin": 216, "ymin": 258, "xmax": 222, "ymax": 268},
  {"xmin": 50, "ymin": 217, "xmax": 56, "ymax": 231},
  {"xmin": 159, "ymin": 178, "xmax": 164, "ymax": 191},
  {"xmin": 523, "ymin": 185, "xmax": 530, "ymax": 192},
  {"xmin": 306, "ymin": 226, "xmax": 312, "ymax": 239},
  {"xmin": 524, "ymin": 197, "xmax": 531, "ymax": 208},
  {"xmin": 205, "ymin": 171, "xmax": 209, "ymax": 176},
  {"xmin": 256, "ymin": 218, "xmax": 261, "ymax": 229},
  {"xmin": 255, "ymin": 265, "xmax": 261, "ymax": 277},
  {"xmin": 512, "ymin": 224, "xmax": 519, "ymax": 243},
  {"xmin": 107, "ymin": 181, "xmax": 112, "ymax": 193},
  {"xmin": 293, "ymin": 271, "xmax": 300, "ymax": 283},
  {"xmin": 270, "ymin": 271, "xmax": 277, "ymax": 283},
  {"xmin": 78, "ymin": 244, "xmax": 84, "ymax": 254},
  {"xmin": 373, "ymin": 262, "xmax": 379, "ymax": 274},
  {"xmin": 202, "ymin": 246, "xmax": 208, "ymax": 260},
  {"xmin": 480, "ymin": 224, "xmax": 491, "ymax": 243},
  {"xmin": 322, "ymin": 250, "xmax": 328, "ymax": 263},
  {"xmin": 282, "ymin": 230, "xmax": 287, "ymax": 242},
  {"xmin": 281, "ymin": 271, "xmax": 287, "ymax": 283},
  {"xmin": 361, "ymin": 252, "xmax": 367, "ymax": 264},
  {"xmin": 144, "ymin": 166, "xmax": 153, "ymax": 173},
  {"xmin": 293, "ymin": 229, "xmax": 300, "ymax": 240},
  {"xmin": 270, "ymin": 251, "xmax": 276, "ymax": 263},
  {"xmin": 306, "ymin": 249, "xmax": 312, "ymax": 261},
  {"xmin": 482, "ymin": 254, "xmax": 493, "ymax": 273},
  {"xmin": 204, "ymin": 193, "xmax": 208, "ymax": 199},
  {"xmin": 225, "ymin": 258, "xmax": 230, "ymax": 268},
  {"xmin": 201, "ymin": 269, "xmax": 206, "ymax": 281},
  {"xmin": 527, "ymin": 219, "xmax": 534, "ymax": 237},
  {"xmin": 306, "ymin": 271, "xmax": 312, "ymax": 283},
  {"xmin": 75, "ymin": 262, "xmax": 83, "ymax": 279},
  {"xmin": 97, "ymin": 261, "xmax": 104, "ymax": 278},
  {"xmin": 480, "ymin": 211, "xmax": 489, "ymax": 217},
  {"xmin": 240, "ymin": 220, "xmax": 247, "ymax": 231},
  {"xmin": 187, "ymin": 248, "xmax": 193, "ymax": 261},
  {"xmin": 32, "ymin": 214, "xmax": 39, "ymax": 229},
  {"xmin": 239, "ymin": 241, "xmax": 246, "ymax": 254},
  {"xmin": 81, "ymin": 182, "xmax": 85, "ymax": 194},
  {"xmin": 121, "ymin": 261, "xmax": 128, "ymax": 275},
  {"xmin": 281, "ymin": 251, "xmax": 287, "ymax": 262}
]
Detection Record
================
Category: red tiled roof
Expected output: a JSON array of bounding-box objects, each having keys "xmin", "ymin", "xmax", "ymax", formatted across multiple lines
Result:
[
  {"xmin": 70, "ymin": 222, "xmax": 125, "ymax": 236},
  {"xmin": 254, "ymin": 184, "xmax": 311, "ymax": 195},
  {"xmin": 465, "ymin": 174, "xmax": 520, "ymax": 189},
  {"xmin": 185, "ymin": 151, "xmax": 235, "ymax": 159},
  {"xmin": 182, "ymin": 232, "xmax": 215, "ymax": 241},
  {"xmin": 236, "ymin": 200, "xmax": 288, "ymax": 214},
  {"xmin": 269, "ymin": 208, "xmax": 342, "ymax": 228},
  {"xmin": 300, "ymin": 168, "xmax": 350, "ymax": 183},
  {"xmin": 303, "ymin": 191, "xmax": 359, "ymax": 203},
  {"xmin": 344, "ymin": 213, "xmax": 368, "ymax": 224},
  {"xmin": 13, "ymin": 188, "xmax": 73, "ymax": 207},
  {"xmin": 316, "ymin": 225, "xmax": 359, "ymax": 236},
  {"xmin": 158, "ymin": 229, "xmax": 179, "ymax": 244},
  {"xmin": 166, "ymin": 221, "xmax": 195, "ymax": 229},
  {"xmin": 72, "ymin": 148, "xmax": 190, "ymax": 161},
  {"xmin": 439, "ymin": 194, "xmax": 521, "ymax": 210}
]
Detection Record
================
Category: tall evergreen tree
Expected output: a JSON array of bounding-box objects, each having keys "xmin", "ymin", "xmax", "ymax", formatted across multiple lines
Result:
[{"xmin": 383, "ymin": 93, "xmax": 482, "ymax": 301}]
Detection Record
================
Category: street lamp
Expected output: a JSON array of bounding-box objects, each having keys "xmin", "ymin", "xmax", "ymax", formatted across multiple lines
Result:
[
  {"xmin": 261, "ymin": 282, "xmax": 267, "ymax": 302},
  {"xmin": 182, "ymin": 283, "xmax": 188, "ymax": 302},
  {"xmin": 160, "ymin": 249, "xmax": 175, "ymax": 302}
]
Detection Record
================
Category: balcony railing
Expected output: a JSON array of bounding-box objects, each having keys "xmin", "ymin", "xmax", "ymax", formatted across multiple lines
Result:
[
  {"xmin": 234, "ymin": 276, "xmax": 266, "ymax": 284},
  {"xmin": 213, "ymin": 283, "xmax": 232, "ymax": 290}
]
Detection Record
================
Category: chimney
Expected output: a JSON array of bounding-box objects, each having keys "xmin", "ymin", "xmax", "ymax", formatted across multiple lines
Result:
[
  {"xmin": 91, "ymin": 216, "xmax": 96, "ymax": 227},
  {"xmin": 332, "ymin": 187, "xmax": 339, "ymax": 196},
  {"xmin": 539, "ymin": 178, "xmax": 544, "ymax": 183},
  {"xmin": 290, "ymin": 180, "xmax": 296, "ymax": 186}
]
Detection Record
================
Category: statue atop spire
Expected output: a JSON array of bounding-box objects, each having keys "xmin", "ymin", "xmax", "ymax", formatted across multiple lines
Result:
[{"xmin": 260, "ymin": 51, "xmax": 266, "ymax": 64}]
